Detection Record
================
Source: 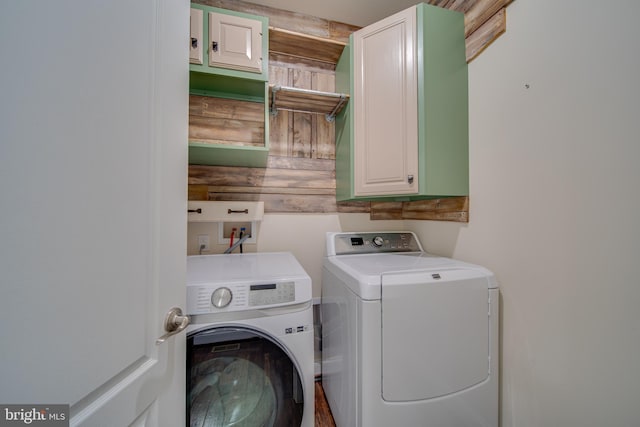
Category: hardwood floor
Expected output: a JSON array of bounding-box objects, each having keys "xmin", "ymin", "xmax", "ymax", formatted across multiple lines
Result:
[{"xmin": 314, "ymin": 380, "xmax": 336, "ymax": 427}]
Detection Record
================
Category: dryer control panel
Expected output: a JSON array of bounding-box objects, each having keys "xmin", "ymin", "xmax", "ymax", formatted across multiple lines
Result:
[{"xmin": 329, "ymin": 232, "xmax": 423, "ymax": 255}]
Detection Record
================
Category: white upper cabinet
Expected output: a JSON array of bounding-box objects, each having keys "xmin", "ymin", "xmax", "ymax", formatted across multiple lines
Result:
[
  {"xmin": 353, "ymin": 6, "xmax": 419, "ymax": 196},
  {"xmin": 208, "ymin": 11, "xmax": 263, "ymax": 74},
  {"xmin": 336, "ymin": 4, "xmax": 469, "ymax": 202},
  {"xmin": 190, "ymin": 8, "xmax": 204, "ymax": 65}
]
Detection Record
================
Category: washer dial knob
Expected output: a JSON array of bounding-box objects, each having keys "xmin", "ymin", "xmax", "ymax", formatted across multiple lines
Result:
[
  {"xmin": 211, "ymin": 287, "xmax": 232, "ymax": 308},
  {"xmin": 372, "ymin": 236, "xmax": 385, "ymax": 247}
]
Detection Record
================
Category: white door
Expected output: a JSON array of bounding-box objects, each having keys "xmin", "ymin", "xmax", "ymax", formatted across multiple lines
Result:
[
  {"xmin": 353, "ymin": 6, "xmax": 419, "ymax": 197},
  {"xmin": 0, "ymin": 1, "xmax": 189, "ymax": 426}
]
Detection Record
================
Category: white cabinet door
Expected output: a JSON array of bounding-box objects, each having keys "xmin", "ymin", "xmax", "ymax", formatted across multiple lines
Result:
[
  {"xmin": 353, "ymin": 6, "xmax": 418, "ymax": 196},
  {"xmin": 190, "ymin": 8, "xmax": 204, "ymax": 64},
  {"xmin": 208, "ymin": 11, "xmax": 263, "ymax": 73},
  {"xmin": 0, "ymin": 0, "xmax": 188, "ymax": 425}
]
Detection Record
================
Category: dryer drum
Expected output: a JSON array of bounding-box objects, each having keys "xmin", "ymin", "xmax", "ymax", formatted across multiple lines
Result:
[{"xmin": 187, "ymin": 326, "xmax": 305, "ymax": 427}]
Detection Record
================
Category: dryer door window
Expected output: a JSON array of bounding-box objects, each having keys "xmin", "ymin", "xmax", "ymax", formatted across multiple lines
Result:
[{"xmin": 187, "ymin": 327, "xmax": 304, "ymax": 427}]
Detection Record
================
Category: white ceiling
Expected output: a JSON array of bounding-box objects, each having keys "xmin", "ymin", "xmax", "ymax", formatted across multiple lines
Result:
[{"xmin": 246, "ymin": 0, "xmax": 422, "ymax": 27}]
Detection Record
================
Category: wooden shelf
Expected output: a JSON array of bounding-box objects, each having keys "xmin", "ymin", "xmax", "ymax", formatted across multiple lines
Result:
[
  {"xmin": 269, "ymin": 27, "xmax": 346, "ymax": 64},
  {"xmin": 269, "ymin": 85, "xmax": 349, "ymax": 122}
]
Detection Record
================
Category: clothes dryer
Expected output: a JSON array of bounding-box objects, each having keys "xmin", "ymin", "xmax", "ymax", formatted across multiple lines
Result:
[
  {"xmin": 321, "ymin": 232, "xmax": 499, "ymax": 427},
  {"xmin": 186, "ymin": 252, "xmax": 314, "ymax": 427}
]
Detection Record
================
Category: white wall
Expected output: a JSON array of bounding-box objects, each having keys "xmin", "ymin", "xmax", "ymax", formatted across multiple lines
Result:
[
  {"xmin": 409, "ymin": 1, "xmax": 640, "ymax": 425},
  {"xmin": 188, "ymin": 213, "xmax": 404, "ymax": 296}
]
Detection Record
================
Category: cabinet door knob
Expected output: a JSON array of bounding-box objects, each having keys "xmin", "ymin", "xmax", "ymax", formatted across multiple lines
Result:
[
  {"xmin": 191, "ymin": 37, "xmax": 198, "ymax": 49},
  {"xmin": 408, "ymin": 175, "xmax": 414, "ymax": 184},
  {"xmin": 212, "ymin": 41, "xmax": 218, "ymax": 52}
]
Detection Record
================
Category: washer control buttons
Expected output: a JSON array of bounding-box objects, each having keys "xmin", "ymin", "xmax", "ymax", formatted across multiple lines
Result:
[
  {"xmin": 249, "ymin": 282, "xmax": 295, "ymax": 306},
  {"xmin": 211, "ymin": 287, "xmax": 232, "ymax": 308},
  {"xmin": 372, "ymin": 236, "xmax": 385, "ymax": 247}
]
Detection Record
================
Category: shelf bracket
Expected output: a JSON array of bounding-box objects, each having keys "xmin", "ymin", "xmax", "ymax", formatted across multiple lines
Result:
[
  {"xmin": 325, "ymin": 94, "xmax": 347, "ymax": 123},
  {"xmin": 269, "ymin": 85, "xmax": 280, "ymax": 117}
]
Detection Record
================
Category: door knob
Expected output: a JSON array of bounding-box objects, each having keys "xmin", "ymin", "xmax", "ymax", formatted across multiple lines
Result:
[{"xmin": 155, "ymin": 307, "xmax": 189, "ymax": 345}]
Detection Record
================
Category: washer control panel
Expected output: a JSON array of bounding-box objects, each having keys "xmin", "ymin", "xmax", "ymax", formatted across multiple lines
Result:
[
  {"xmin": 331, "ymin": 232, "xmax": 423, "ymax": 255},
  {"xmin": 188, "ymin": 280, "xmax": 298, "ymax": 314},
  {"xmin": 248, "ymin": 282, "xmax": 295, "ymax": 306}
]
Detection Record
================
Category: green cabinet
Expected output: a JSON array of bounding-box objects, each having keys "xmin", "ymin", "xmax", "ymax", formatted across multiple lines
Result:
[
  {"xmin": 336, "ymin": 3, "xmax": 468, "ymax": 201},
  {"xmin": 188, "ymin": 4, "xmax": 269, "ymax": 167}
]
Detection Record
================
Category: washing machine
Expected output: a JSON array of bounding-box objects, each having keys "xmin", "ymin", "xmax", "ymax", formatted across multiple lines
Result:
[
  {"xmin": 321, "ymin": 232, "xmax": 499, "ymax": 427},
  {"xmin": 186, "ymin": 252, "xmax": 314, "ymax": 427}
]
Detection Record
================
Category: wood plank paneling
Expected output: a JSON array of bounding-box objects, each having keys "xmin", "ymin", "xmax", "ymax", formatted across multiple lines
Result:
[
  {"xmin": 312, "ymin": 73, "xmax": 337, "ymax": 160},
  {"xmin": 370, "ymin": 202, "xmax": 404, "ymax": 220},
  {"xmin": 189, "ymin": 157, "xmax": 338, "ymax": 213},
  {"xmin": 189, "ymin": 95, "xmax": 265, "ymax": 146},
  {"xmin": 190, "ymin": 161, "xmax": 335, "ymax": 189},
  {"xmin": 402, "ymin": 197, "xmax": 470, "ymax": 222},
  {"xmin": 270, "ymin": 27, "xmax": 346, "ymax": 64},
  {"xmin": 370, "ymin": 197, "xmax": 470, "ymax": 222},
  {"xmin": 336, "ymin": 201, "xmax": 370, "ymax": 213},
  {"xmin": 436, "ymin": 0, "xmax": 479, "ymax": 14},
  {"xmin": 268, "ymin": 63, "xmax": 292, "ymax": 157},
  {"xmin": 466, "ymin": 8, "xmax": 507, "ymax": 62},
  {"xmin": 268, "ymin": 55, "xmax": 336, "ymax": 161},
  {"xmin": 464, "ymin": 0, "xmax": 512, "ymax": 37},
  {"xmin": 292, "ymin": 69, "xmax": 313, "ymax": 158}
]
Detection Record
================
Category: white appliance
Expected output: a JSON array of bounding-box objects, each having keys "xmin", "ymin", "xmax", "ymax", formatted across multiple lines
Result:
[
  {"xmin": 321, "ymin": 232, "xmax": 499, "ymax": 427},
  {"xmin": 186, "ymin": 252, "xmax": 314, "ymax": 427}
]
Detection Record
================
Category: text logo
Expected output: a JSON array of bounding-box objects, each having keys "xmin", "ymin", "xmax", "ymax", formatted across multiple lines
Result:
[{"xmin": 1, "ymin": 405, "xmax": 69, "ymax": 426}]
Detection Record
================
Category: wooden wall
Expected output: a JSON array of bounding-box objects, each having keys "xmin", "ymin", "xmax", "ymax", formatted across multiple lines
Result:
[
  {"xmin": 189, "ymin": 53, "xmax": 341, "ymax": 213},
  {"xmin": 188, "ymin": 0, "xmax": 514, "ymax": 222}
]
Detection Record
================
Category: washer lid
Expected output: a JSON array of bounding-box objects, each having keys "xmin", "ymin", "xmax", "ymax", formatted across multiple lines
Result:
[
  {"xmin": 324, "ymin": 252, "xmax": 497, "ymax": 300},
  {"xmin": 187, "ymin": 252, "xmax": 310, "ymax": 285}
]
